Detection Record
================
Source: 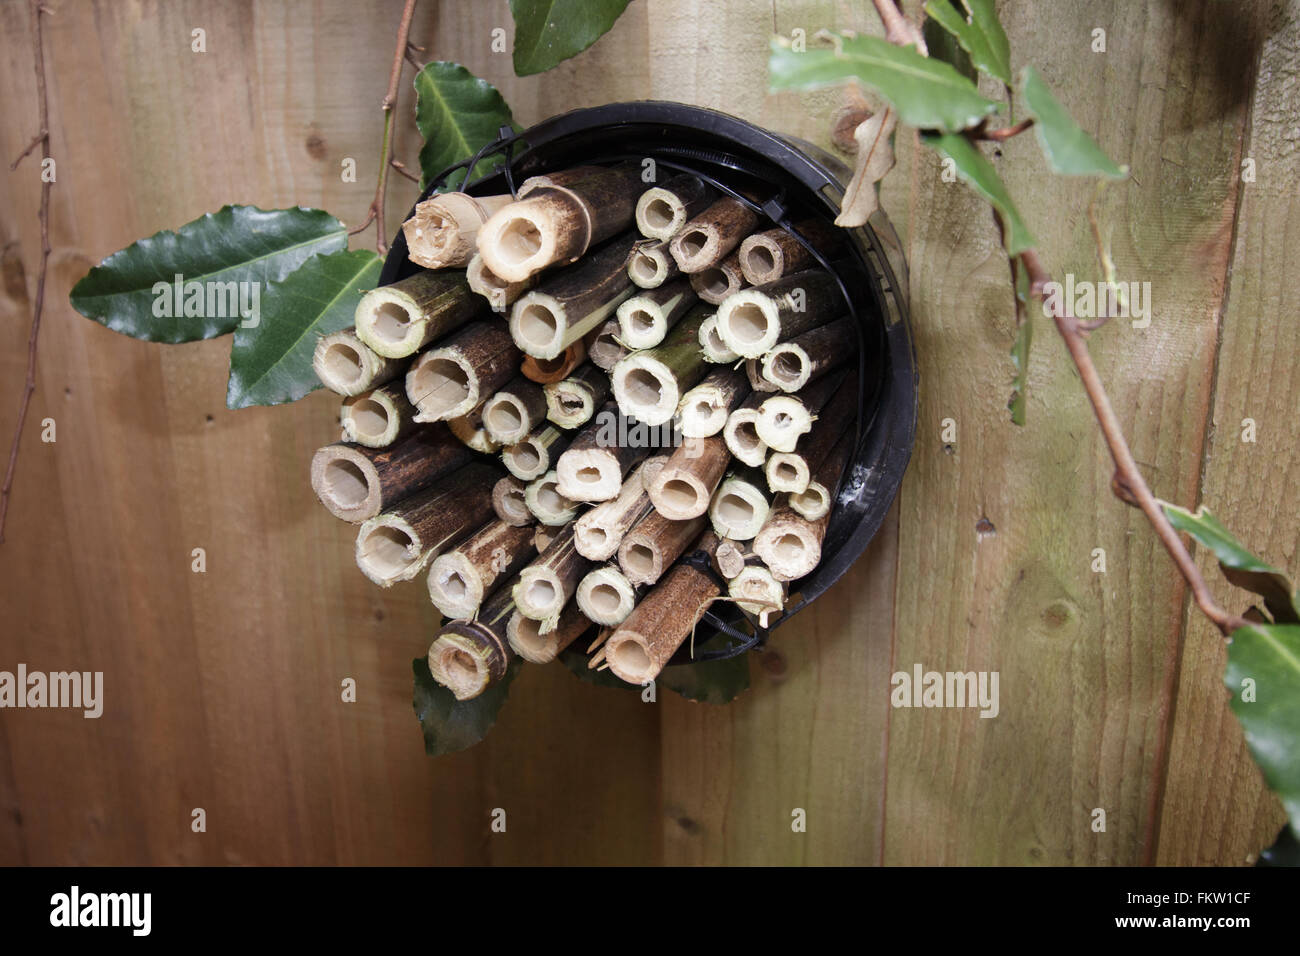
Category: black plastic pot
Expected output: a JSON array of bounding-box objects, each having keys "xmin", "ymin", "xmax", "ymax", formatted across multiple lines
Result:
[{"xmin": 381, "ymin": 101, "xmax": 917, "ymax": 663}]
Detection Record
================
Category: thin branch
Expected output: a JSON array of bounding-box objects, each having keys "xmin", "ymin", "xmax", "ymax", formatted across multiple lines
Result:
[
  {"xmin": 871, "ymin": 0, "xmax": 926, "ymax": 52},
  {"xmin": 349, "ymin": 0, "xmax": 418, "ymax": 254},
  {"xmin": 1021, "ymin": 250, "xmax": 1248, "ymax": 637},
  {"xmin": 0, "ymin": 0, "xmax": 52, "ymax": 545},
  {"xmin": 390, "ymin": 158, "xmax": 419, "ymax": 183},
  {"xmin": 977, "ymin": 118, "xmax": 1034, "ymax": 142},
  {"xmin": 9, "ymin": 127, "xmax": 46, "ymax": 170}
]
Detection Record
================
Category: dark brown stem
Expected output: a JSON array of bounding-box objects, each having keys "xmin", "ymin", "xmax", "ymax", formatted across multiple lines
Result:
[
  {"xmin": 348, "ymin": 0, "xmax": 417, "ymax": 253},
  {"xmin": 1020, "ymin": 250, "xmax": 1247, "ymax": 637},
  {"xmin": 0, "ymin": 0, "xmax": 51, "ymax": 545}
]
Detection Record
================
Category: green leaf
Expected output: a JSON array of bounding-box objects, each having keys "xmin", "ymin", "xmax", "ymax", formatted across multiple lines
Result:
[
  {"xmin": 924, "ymin": 0, "xmax": 1012, "ymax": 86},
  {"xmin": 1008, "ymin": 259, "xmax": 1032, "ymax": 425},
  {"xmin": 768, "ymin": 32, "xmax": 997, "ymax": 133},
  {"xmin": 412, "ymin": 656, "xmax": 521, "ymax": 756},
  {"xmin": 1161, "ymin": 503, "xmax": 1300, "ymax": 623},
  {"xmin": 509, "ymin": 0, "xmax": 632, "ymax": 76},
  {"xmin": 922, "ymin": 8, "xmax": 977, "ymax": 84},
  {"xmin": 1225, "ymin": 623, "xmax": 1300, "ymax": 833},
  {"xmin": 69, "ymin": 205, "xmax": 346, "ymax": 343},
  {"xmin": 922, "ymin": 132, "xmax": 1036, "ymax": 254},
  {"xmin": 414, "ymin": 62, "xmax": 516, "ymax": 189},
  {"xmin": 660, "ymin": 650, "xmax": 751, "ymax": 704},
  {"xmin": 1021, "ymin": 66, "xmax": 1126, "ymax": 179},
  {"xmin": 225, "ymin": 249, "xmax": 381, "ymax": 409}
]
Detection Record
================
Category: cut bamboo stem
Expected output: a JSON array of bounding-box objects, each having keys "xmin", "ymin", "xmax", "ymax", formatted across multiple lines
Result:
[
  {"xmin": 635, "ymin": 172, "xmax": 716, "ymax": 241},
  {"xmin": 679, "ymin": 366, "xmax": 750, "ymax": 438},
  {"xmin": 311, "ymin": 423, "xmax": 473, "ymax": 523},
  {"xmin": 508, "ymin": 233, "xmax": 637, "ymax": 359},
  {"xmin": 576, "ymin": 565, "xmax": 640, "ymax": 626},
  {"xmin": 689, "ymin": 250, "xmax": 747, "ymax": 305},
  {"xmin": 587, "ymin": 317, "xmax": 631, "ymax": 370},
  {"xmin": 646, "ymin": 434, "xmax": 731, "ymax": 520},
  {"xmin": 481, "ymin": 375, "xmax": 547, "ymax": 446},
  {"xmin": 403, "ymin": 192, "xmax": 512, "ymax": 269},
  {"xmin": 573, "ymin": 457, "xmax": 666, "ymax": 561},
  {"xmin": 708, "ymin": 466, "xmax": 771, "ymax": 541},
  {"xmin": 611, "ymin": 304, "xmax": 711, "ymax": 426},
  {"xmin": 729, "ymin": 562, "xmax": 786, "ymax": 626},
  {"xmin": 427, "ymin": 518, "xmax": 537, "ymax": 619},
  {"xmin": 520, "ymin": 339, "xmax": 586, "ymax": 384},
  {"xmin": 340, "ymin": 383, "xmax": 418, "ymax": 448},
  {"xmin": 355, "ymin": 460, "xmax": 499, "ymax": 587},
  {"xmin": 760, "ymin": 315, "xmax": 854, "ymax": 392},
  {"xmin": 715, "ymin": 269, "xmax": 844, "ymax": 358},
  {"xmin": 755, "ymin": 369, "xmax": 849, "ymax": 453},
  {"xmin": 790, "ymin": 428, "xmax": 855, "ymax": 521},
  {"xmin": 533, "ymin": 523, "xmax": 561, "ymax": 553},
  {"xmin": 555, "ymin": 404, "xmax": 650, "ymax": 502},
  {"xmin": 615, "ymin": 275, "xmax": 698, "ymax": 350},
  {"xmin": 722, "ymin": 392, "xmax": 769, "ymax": 468},
  {"xmin": 605, "ymin": 531, "xmax": 721, "ymax": 685},
  {"xmin": 669, "ymin": 198, "xmax": 761, "ymax": 273},
  {"xmin": 738, "ymin": 218, "xmax": 840, "ymax": 286},
  {"xmin": 507, "ymin": 602, "xmax": 590, "ymax": 664},
  {"xmin": 524, "ymin": 470, "xmax": 579, "ymax": 526},
  {"xmin": 448, "ymin": 403, "xmax": 502, "ymax": 453},
  {"xmin": 714, "ymin": 537, "xmax": 751, "ymax": 579},
  {"xmin": 502, "ymin": 423, "xmax": 571, "ymax": 482},
  {"xmin": 698, "ymin": 313, "xmax": 739, "ymax": 363},
  {"xmin": 478, "ymin": 164, "xmax": 642, "ymax": 281},
  {"xmin": 544, "ymin": 363, "xmax": 611, "ymax": 429},
  {"xmin": 314, "ymin": 328, "xmax": 402, "ymax": 396},
  {"xmin": 467, "ymin": 253, "xmax": 533, "ymax": 313},
  {"xmin": 765, "ymin": 385, "xmax": 852, "ymax": 495},
  {"xmin": 746, "ymin": 358, "xmax": 779, "ymax": 394},
  {"xmin": 627, "ymin": 239, "xmax": 679, "ymax": 289},
  {"xmin": 512, "ymin": 523, "xmax": 590, "ymax": 628},
  {"xmin": 753, "ymin": 497, "xmax": 829, "ymax": 582},
  {"xmin": 492, "ymin": 475, "xmax": 534, "ymax": 527},
  {"xmin": 355, "ymin": 270, "xmax": 483, "ymax": 359},
  {"xmin": 427, "ymin": 578, "xmax": 515, "ymax": 700},
  {"xmin": 407, "ymin": 318, "xmax": 521, "ymax": 422},
  {"xmin": 617, "ymin": 510, "xmax": 707, "ymax": 586}
]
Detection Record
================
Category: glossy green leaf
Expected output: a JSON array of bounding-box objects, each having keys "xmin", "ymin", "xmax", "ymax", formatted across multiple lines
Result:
[
  {"xmin": 924, "ymin": 0, "xmax": 1012, "ymax": 86},
  {"xmin": 1225, "ymin": 623, "xmax": 1300, "ymax": 832},
  {"xmin": 769, "ymin": 32, "xmax": 997, "ymax": 133},
  {"xmin": 509, "ymin": 0, "xmax": 632, "ymax": 76},
  {"xmin": 412, "ymin": 656, "xmax": 521, "ymax": 756},
  {"xmin": 1162, "ymin": 503, "xmax": 1300, "ymax": 623},
  {"xmin": 414, "ymin": 61, "xmax": 516, "ymax": 189},
  {"xmin": 225, "ymin": 249, "xmax": 381, "ymax": 409},
  {"xmin": 1021, "ymin": 66, "xmax": 1126, "ymax": 179},
  {"xmin": 923, "ymin": 132, "xmax": 1036, "ymax": 254},
  {"xmin": 660, "ymin": 649, "xmax": 751, "ymax": 704},
  {"xmin": 1008, "ymin": 259, "xmax": 1032, "ymax": 425},
  {"xmin": 69, "ymin": 205, "xmax": 346, "ymax": 343}
]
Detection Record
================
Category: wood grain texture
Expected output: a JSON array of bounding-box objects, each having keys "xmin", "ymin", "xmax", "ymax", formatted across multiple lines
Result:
[{"xmin": 0, "ymin": 0, "xmax": 1291, "ymax": 867}]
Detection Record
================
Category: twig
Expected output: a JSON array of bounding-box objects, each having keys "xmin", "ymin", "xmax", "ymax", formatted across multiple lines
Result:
[
  {"xmin": 977, "ymin": 118, "xmax": 1034, "ymax": 142},
  {"xmin": 348, "ymin": 0, "xmax": 418, "ymax": 254},
  {"xmin": 1021, "ymin": 250, "xmax": 1248, "ymax": 637},
  {"xmin": 871, "ymin": 0, "xmax": 926, "ymax": 52},
  {"xmin": 390, "ymin": 158, "xmax": 419, "ymax": 183},
  {"xmin": 0, "ymin": 0, "xmax": 52, "ymax": 545}
]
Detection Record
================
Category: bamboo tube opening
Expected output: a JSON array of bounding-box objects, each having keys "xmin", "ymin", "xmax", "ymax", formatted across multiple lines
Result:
[
  {"xmin": 514, "ymin": 300, "xmax": 561, "ymax": 354},
  {"xmin": 320, "ymin": 341, "xmax": 364, "ymax": 388},
  {"xmin": 498, "ymin": 216, "xmax": 545, "ymax": 267},
  {"xmin": 589, "ymin": 583, "xmax": 622, "ymax": 614},
  {"xmin": 624, "ymin": 542, "xmax": 655, "ymax": 577},
  {"xmin": 699, "ymin": 314, "xmax": 738, "ymax": 362},
  {"xmin": 642, "ymin": 198, "xmax": 676, "ymax": 233},
  {"xmin": 773, "ymin": 460, "xmax": 802, "ymax": 485},
  {"xmin": 528, "ymin": 354, "xmax": 567, "ymax": 377},
  {"xmin": 764, "ymin": 345, "xmax": 810, "ymax": 391},
  {"xmin": 408, "ymin": 358, "xmax": 470, "ymax": 419},
  {"xmin": 755, "ymin": 395, "xmax": 810, "ymax": 452},
  {"xmin": 428, "ymin": 554, "xmax": 480, "ymax": 619},
  {"xmin": 526, "ymin": 470, "xmax": 578, "ymax": 525},
  {"xmin": 578, "ymin": 525, "xmax": 609, "ymax": 552},
  {"xmin": 677, "ymin": 229, "xmax": 710, "ymax": 260},
  {"xmin": 357, "ymin": 522, "xmax": 418, "ymax": 581},
  {"xmin": 790, "ymin": 482, "xmax": 830, "ymax": 521},
  {"xmin": 428, "ymin": 633, "xmax": 491, "ymax": 700},
  {"xmin": 724, "ymin": 412, "xmax": 766, "ymax": 466},
  {"xmin": 344, "ymin": 398, "xmax": 389, "ymax": 442},
  {"xmin": 577, "ymin": 566, "xmax": 637, "ymax": 626},
  {"xmin": 493, "ymin": 477, "xmax": 532, "ymax": 525},
  {"xmin": 609, "ymin": 639, "xmax": 654, "ymax": 682},
  {"xmin": 693, "ymin": 267, "xmax": 731, "ymax": 301},
  {"xmin": 710, "ymin": 478, "xmax": 769, "ymax": 540},
  {"xmin": 612, "ymin": 356, "xmax": 681, "ymax": 425},
  {"xmin": 312, "ymin": 445, "xmax": 385, "ymax": 521},
  {"xmin": 482, "ymin": 394, "xmax": 529, "ymax": 443},
  {"xmin": 507, "ymin": 615, "xmax": 551, "ymax": 661},
  {"xmin": 720, "ymin": 297, "xmax": 775, "ymax": 350},
  {"xmin": 536, "ymin": 483, "xmax": 567, "ymax": 514},
  {"xmin": 659, "ymin": 478, "xmax": 701, "ymax": 514},
  {"xmin": 742, "ymin": 243, "xmax": 777, "ymax": 281},
  {"xmin": 503, "ymin": 441, "xmax": 542, "ymax": 477},
  {"xmin": 628, "ymin": 246, "xmax": 670, "ymax": 287}
]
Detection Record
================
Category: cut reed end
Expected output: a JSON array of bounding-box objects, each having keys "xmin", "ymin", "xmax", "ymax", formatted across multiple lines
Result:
[
  {"xmin": 524, "ymin": 470, "xmax": 579, "ymax": 526},
  {"xmin": 716, "ymin": 290, "xmax": 779, "ymax": 358},
  {"xmin": 355, "ymin": 514, "xmax": 427, "ymax": 587},
  {"xmin": 448, "ymin": 409, "xmax": 502, "ymax": 453},
  {"xmin": 341, "ymin": 390, "xmax": 401, "ymax": 448},
  {"xmin": 407, "ymin": 350, "xmax": 477, "ymax": 422},
  {"xmin": 588, "ymin": 318, "xmax": 629, "ymax": 370},
  {"xmin": 722, "ymin": 410, "xmax": 768, "ymax": 468},
  {"xmin": 765, "ymin": 452, "xmax": 810, "ymax": 495},
  {"xmin": 611, "ymin": 355, "xmax": 681, "ymax": 427},
  {"xmin": 311, "ymin": 445, "xmax": 380, "ymax": 522},
  {"xmin": 714, "ymin": 538, "xmax": 747, "ymax": 579},
  {"xmin": 669, "ymin": 225, "xmax": 721, "ymax": 274},
  {"xmin": 482, "ymin": 391, "xmax": 534, "ymax": 445},
  {"xmin": 556, "ymin": 447, "xmax": 622, "ymax": 503},
  {"xmin": 314, "ymin": 331, "xmax": 379, "ymax": 396},
  {"xmin": 467, "ymin": 253, "xmax": 530, "ymax": 313},
  {"xmin": 789, "ymin": 481, "xmax": 831, "ymax": 522},
  {"xmin": 679, "ymin": 385, "xmax": 731, "ymax": 438},
  {"xmin": 477, "ymin": 202, "xmax": 558, "ymax": 283},
  {"xmin": 709, "ymin": 479, "xmax": 770, "ymax": 541},
  {"xmin": 616, "ymin": 294, "xmax": 674, "ymax": 350},
  {"xmin": 509, "ymin": 292, "xmax": 567, "ymax": 360},
  {"xmin": 502, "ymin": 434, "xmax": 549, "ymax": 482},
  {"xmin": 605, "ymin": 633, "xmax": 658, "ymax": 685},
  {"xmin": 636, "ymin": 187, "xmax": 688, "ymax": 241},
  {"xmin": 754, "ymin": 517, "xmax": 824, "ymax": 582},
  {"xmin": 628, "ymin": 241, "xmax": 674, "ymax": 289},
  {"xmin": 355, "ymin": 286, "xmax": 423, "ymax": 359},
  {"xmin": 427, "ymin": 551, "xmax": 485, "ymax": 620},
  {"xmin": 513, "ymin": 567, "xmax": 566, "ymax": 622},
  {"xmin": 427, "ymin": 630, "xmax": 495, "ymax": 700},
  {"xmin": 544, "ymin": 379, "xmax": 596, "ymax": 428},
  {"xmin": 690, "ymin": 258, "xmax": 744, "ymax": 306},
  {"xmin": 698, "ymin": 314, "xmax": 739, "ymax": 363},
  {"xmin": 761, "ymin": 343, "xmax": 812, "ymax": 392},
  {"xmin": 738, "ymin": 233, "xmax": 784, "ymax": 286},
  {"xmin": 493, "ymin": 476, "xmax": 534, "ymax": 527},
  {"xmin": 648, "ymin": 470, "xmax": 710, "ymax": 521},
  {"xmin": 730, "ymin": 565, "xmax": 785, "ymax": 622},
  {"xmin": 755, "ymin": 395, "xmax": 812, "ymax": 453},
  {"xmin": 617, "ymin": 533, "xmax": 665, "ymax": 587},
  {"xmin": 574, "ymin": 519, "xmax": 615, "ymax": 562},
  {"xmin": 577, "ymin": 566, "xmax": 637, "ymax": 626}
]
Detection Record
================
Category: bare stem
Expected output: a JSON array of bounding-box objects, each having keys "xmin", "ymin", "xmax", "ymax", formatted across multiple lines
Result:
[
  {"xmin": 1021, "ymin": 250, "xmax": 1247, "ymax": 637},
  {"xmin": 348, "ymin": 0, "xmax": 418, "ymax": 254},
  {"xmin": 977, "ymin": 118, "xmax": 1034, "ymax": 142},
  {"xmin": 0, "ymin": 0, "xmax": 52, "ymax": 545}
]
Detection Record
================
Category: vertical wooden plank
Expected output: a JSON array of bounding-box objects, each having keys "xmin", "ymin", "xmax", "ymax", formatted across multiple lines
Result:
[
  {"xmin": 884, "ymin": 0, "xmax": 1264, "ymax": 864},
  {"xmin": 1155, "ymin": 1, "xmax": 1296, "ymax": 865}
]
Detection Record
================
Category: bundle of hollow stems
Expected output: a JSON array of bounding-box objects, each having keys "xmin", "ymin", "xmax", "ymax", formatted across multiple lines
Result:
[{"xmin": 310, "ymin": 163, "xmax": 860, "ymax": 699}]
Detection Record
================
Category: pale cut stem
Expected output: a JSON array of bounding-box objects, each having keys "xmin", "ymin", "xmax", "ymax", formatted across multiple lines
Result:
[
  {"xmin": 481, "ymin": 375, "xmax": 547, "ymax": 446},
  {"xmin": 407, "ymin": 319, "xmax": 520, "ymax": 422},
  {"xmin": 314, "ymin": 328, "xmax": 403, "ymax": 396},
  {"xmin": 403, "ymin": 192, "xmax": 512, "ymax": 269},
  {"xmin": 611, "ymin": 304, "xmax": 711, "ymax": 425},
  {"xmin": 427, "ymin": 518, "xmax": 537, "ymax": 619},
  {"xmin": 355, "ymin": 271, "xmax": 482, "ymax": 359},
  {"xmin": 524, "ymin": 469, "xmax": 579, "ymax": 526},
  {"xmin": 544, "ymin": 363, "xmax": 611, "ymax": 429},
  {"xmin": 555, "ymin": 403, "xmax": 650, "ymax": 502},
  {"xmin": 760, "ymin": 316, "xmax": 854, "ymax": 393},
  {"xmin": 576, "ymin": 565, "xmax": 640, "ymax": 627},
  {"xmin": 616, "ymin": 275, "xmax": 698, "ymax": 349},
  {"xmin": 647, "ymin": 434, "xmax": 732, "ymax": 520},
  {"xmin": 752, "ymin": 496, "xmax": 829, "ymax": 582},
  {"xmin": 467, "ymin": 252, "xmax": 534, "ymax": 314},
  {"xmin": 492, "ymin": 475, "xmax": 534, "ymax": 527},
  {"xmin": 738, "ymin": 218, "xmax": 840, "ymax": 286},
  {"xmin": 708, "ymin": 468, "xmax": 771, "ymax": 541},
  {"xmin": 679, "ymin": 366, "xmax": 751, "ymax": 438},
  {"xmin": 689, "ymin": 249, "xmax": 747, "ymax": 305},
  {"xmin": 502, "ymin": 423, "xmax": 571, "ymax": 482},
  {"xmin": 617, "ymin": 511, "xmax": 707, "ymax": 586},
  {"xmin": 448, "ymin": 403, "xmax": 502, "ymax": 453},
  {"xmin": 715, "ymin": 269, "xmax": 843, "ymax": 358},
  {"xmin": 729, "ymin": 563, "xmax": 786, "ymax": 626},
  {"xmin": 588, "ymin": 317, "xmax": 631, "ymax": 370},
  {"xmin": 698, "ymin": 313, "xmax": 740, "ymax": 363},
  {"xmin": 507, "ymin": 602, "xmax": 590, "ymax": 663},
  {"xmin": 754, "ymin": 369, "xmax": 848, "ymax": 453},
  {"xmin": 427, "ymin": 580, "xmax": 515, "ymax": 700},
  {"xmin": 669, "ymin": 198, "xmax": 761, "ymax": 273},
  {"xmin": 573, "ymin": 458, "xmax": 662, "ymax": 561},
  {"xmin": 340, "ymin": 382, "xmax": 418, "ymax": 448},
  {"xmin": 513, "ymin": 523, "xmax": 590, "ymax": 627},
  {"xmin": 722, "ymin": 392, "xmax": 769, "ymax": 468},
  {"xmin": 635, "ymin": 172, "xmax": 716, "ymax": 241},
  {"xmin": 627, "ymin": 239, "xmax": 679, "ymax": 289}
]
